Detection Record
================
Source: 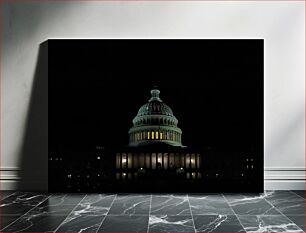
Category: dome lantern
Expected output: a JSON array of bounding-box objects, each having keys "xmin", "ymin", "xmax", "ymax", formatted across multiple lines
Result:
[{"xmin": 150, "ymin": 88, "xmax": 162, "ymax": 102}]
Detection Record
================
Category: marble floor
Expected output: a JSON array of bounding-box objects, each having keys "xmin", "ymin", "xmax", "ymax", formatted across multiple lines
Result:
[{"xmin": 0, "ymin": 190, "xmax": 304, "ymax": 232}]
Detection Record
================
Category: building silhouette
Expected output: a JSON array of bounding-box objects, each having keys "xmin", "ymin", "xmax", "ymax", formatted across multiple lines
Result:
[{"xmin": 49, "ymin": 88, "xmax": 260, "ymax": 193}]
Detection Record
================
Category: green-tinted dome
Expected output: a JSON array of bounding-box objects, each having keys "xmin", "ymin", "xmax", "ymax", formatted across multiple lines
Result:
[
  {"xmin": 137, "ymin": 97, "xmax": 174, "ymax": 117},
  {"xmin": 128, "ymin": 88, "xmax": 184, "ymax": 147}
]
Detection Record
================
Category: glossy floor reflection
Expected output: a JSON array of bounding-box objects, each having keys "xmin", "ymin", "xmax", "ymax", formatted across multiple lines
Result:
[{"xmin": 0, "ymin": 191, "xmax": 304, "ymax": 232}]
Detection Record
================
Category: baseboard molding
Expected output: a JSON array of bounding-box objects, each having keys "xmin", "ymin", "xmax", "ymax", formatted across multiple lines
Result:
[
  {"xmin": 264, "ymin": 180, "xmax": 305, "ymax": 190},
  {"xmin": 264, "ymin": 167, "xmax": 305, "ymax": 190},
  {"xmin": 0, "ymin": 168, "xmax": 21, "ymax": 190},
  {"xmin": 0, "ymin": 167, "xmax": 46, "ymax": 191},
  {"xmin": 0, "ymin": 167, "xmax": 305, "ymax": 190}
]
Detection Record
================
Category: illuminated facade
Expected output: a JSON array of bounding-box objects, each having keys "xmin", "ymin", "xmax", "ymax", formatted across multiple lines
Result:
[{"xmin": 116, "ymin": 88, "xmax": 202, "ymax": 180}]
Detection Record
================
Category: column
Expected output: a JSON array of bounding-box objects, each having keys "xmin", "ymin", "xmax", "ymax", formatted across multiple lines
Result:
[
  {"xmin": 120, "ymin": 153, "xmax": 122, "ymax": 169},
  {"xmin": 150, "ymin": 152, "xmax": 152, "ymax": 168},
  {"xmin": 161, "ymin": 153, "xmax": 164, "ymax": 168}
]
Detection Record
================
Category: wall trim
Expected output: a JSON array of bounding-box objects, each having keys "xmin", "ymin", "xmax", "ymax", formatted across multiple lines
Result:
[
  {"xmin": 264, "ymin": 167, "xmax": 305, "ymax": 171},
  {"xmin": 0, "ymin": 167, "xmax": 21, "ymax": 183},
  {"xmin": 0, "ymin": 167, "xmax": 305, "ymax": 190},
  {"xmin": 264, "ymin": 167, "xmax": 305, "ymax": 190},
  {"xmin": 0, "ymin": 167, "xmax": 21, "ymax": 171}
]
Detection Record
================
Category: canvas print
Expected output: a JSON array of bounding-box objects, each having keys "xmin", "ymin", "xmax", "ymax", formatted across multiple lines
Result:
[{"xmin": 49, "ymin": 39, "xmax": 263, "ymax": 193}]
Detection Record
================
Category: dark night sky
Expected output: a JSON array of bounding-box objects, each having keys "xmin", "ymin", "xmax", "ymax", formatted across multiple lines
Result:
[{"xmin": 49, "ymin": 39, "xmax": 263, "ymax": 152}]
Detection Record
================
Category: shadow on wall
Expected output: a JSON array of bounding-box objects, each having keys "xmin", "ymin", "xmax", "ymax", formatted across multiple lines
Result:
[{"xmin": 18, "ymin": 41, "xmax": 48, "ymax": 191}]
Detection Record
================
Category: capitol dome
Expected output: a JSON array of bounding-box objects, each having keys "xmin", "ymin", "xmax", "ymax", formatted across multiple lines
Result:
[{"xmin": 128, "ymin": 88, "xmax": 183, "ymax": 147}]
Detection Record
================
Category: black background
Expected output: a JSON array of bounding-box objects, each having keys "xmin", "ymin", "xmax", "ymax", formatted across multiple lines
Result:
[{"xmin": 49, "ymin": 39, "xmax": 263, "ymax": 154}]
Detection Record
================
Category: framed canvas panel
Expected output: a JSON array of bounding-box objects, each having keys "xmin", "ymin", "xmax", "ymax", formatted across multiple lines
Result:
[{"xmin": 48, "ymin": 39, "xmax": 264, "ymax": 193}]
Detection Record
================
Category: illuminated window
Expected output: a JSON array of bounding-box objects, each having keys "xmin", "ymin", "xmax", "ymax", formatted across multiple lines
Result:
[
  {"xmin": 156, "ymin": 131, "xmax": 159, "ymax": 139},
  {"xmin": 152, "ymin": 131, "xmax": 155, "ymax": 139},
  {"xmin": 97, "ymin": 156, "xmax": 100, "ymax": 160},
  {"xmin": 186, "ymin": 154, "xmax": 190, "ymax": 168},
  {"xmin": 148, "ymin": 131, "xmax": 150, "ymax": 139},
  {"xmin": 122, "ymin": 158, "xmax": 127, "ymax": 163},
  {"xmin": 191, "ymin": 154, "xmax": 196, "ymax": 168},
  {"xmin": 160, "ymin": 132, "xmax": 163, "ymax": 140}
]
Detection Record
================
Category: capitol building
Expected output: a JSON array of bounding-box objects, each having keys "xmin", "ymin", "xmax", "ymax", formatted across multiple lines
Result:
[
  {"xmin": 49, "ymin": 87, "xmax": 256, "ymax": 192},
  {"xmin": 115, "ymin": 88, "xmax": 202, "ymax": 180}
]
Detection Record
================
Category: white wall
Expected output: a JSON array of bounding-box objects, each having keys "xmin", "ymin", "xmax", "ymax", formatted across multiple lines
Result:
[{"xmin": 1, "ymin": 1, "xmax": 304, "ymax": 190}]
